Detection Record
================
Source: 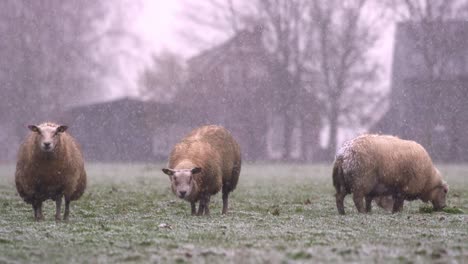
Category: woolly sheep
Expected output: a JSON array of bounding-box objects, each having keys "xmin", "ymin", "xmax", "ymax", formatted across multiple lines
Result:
[
  {"xmin": 333, "ymin": 134, "xmax": 448, "ymax": 215},
  {"xmin": 15, "ymin": 122, "xmax": 87, "ymax": 221},
  {"xmin": 162, "ymin": 125, "xmax": 241, "ymax": 215}
]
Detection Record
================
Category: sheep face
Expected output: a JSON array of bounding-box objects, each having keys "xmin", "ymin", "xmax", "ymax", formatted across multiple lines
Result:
[
  {"xmin": 430, "ymin": 182, "xmax": 449, "ymax": 211},
  {"xmin": 28, "ymin": 124, "xmax": 68, "ymax": 152},
  {"xmin": 163, "ymin": 167, "xmax": 201, "ymax": 199}
]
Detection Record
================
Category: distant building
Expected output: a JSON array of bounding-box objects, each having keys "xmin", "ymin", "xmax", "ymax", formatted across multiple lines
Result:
[
  {"xmin": 372, "ymin": 21, "xmax": 468, "ymax": 161},
  {"xmin": 61, "ymin": 27, "xmax": 323, "ymax": 162},
  {"xmin": 62, "ymin": 97, "xmax": 154, "ymax": 162},
  {"xmin": 0, "ymin": 124, "xmax": 19, "ymax": 161},
  {"xmin": 62, "ymin": 97, "xmax": 200, "ymax": 162},
  {"xmin": 179, "ymin": 26, "xmax": 272, "ymax": 160}
]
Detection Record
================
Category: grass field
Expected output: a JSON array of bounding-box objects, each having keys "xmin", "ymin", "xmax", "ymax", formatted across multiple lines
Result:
[{"xmin": 0, "ymin": 163, "xmax": 466, "ymax": 263}]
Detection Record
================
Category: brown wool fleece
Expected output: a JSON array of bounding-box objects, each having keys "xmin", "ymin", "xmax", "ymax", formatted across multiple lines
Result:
[
  {"xmin": 167, "ymin": 125, "xmax": 241, "ymax": 206},
  {"xmin": 15, "ymin": 123, "xmax": 86, "ymax": 207},
  {"xmin": 333, "ymin": 134, "xmax": 447, "ymax": 214}
]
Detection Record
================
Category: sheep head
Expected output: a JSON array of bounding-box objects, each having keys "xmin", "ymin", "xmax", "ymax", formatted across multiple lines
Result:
[
  {"xmin": 162, "ymin": 167, "xmax": 201, "ymax": 199},
  {"xmin": 430, "ymin": 181, "xmax": 449, "ymax": 211},
  {"xmin": 28, "ymin": 123, "xmax": 68, "ymax": 153}
]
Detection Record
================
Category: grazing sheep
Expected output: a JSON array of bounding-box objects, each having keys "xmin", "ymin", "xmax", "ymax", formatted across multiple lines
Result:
[
  {"xmin": 162, "ymin": 125, "xmax": 241, "ymax": 215},
  {"xmin": 15, "ymin": 122, "xmax": 87, "ymax": 221},
  {"xmin": 333, "ymin": 134, "xmax": 449, "ymax": 215}
]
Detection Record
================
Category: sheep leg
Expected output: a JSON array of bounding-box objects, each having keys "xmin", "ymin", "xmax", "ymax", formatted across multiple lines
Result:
[
  {"xmin": 392, "ymin": 195, "xmax": 404, "ymax": 213},
  {"xmin": 32, "ymin": 203, "xmax": 40, "ymax": 221},
  {"xmin": 32, "ymin": 204, "xmax": 38, "ymax": 220},
  {"xmin": 63, "ymin": 199, "xmax": 71, "ymax": 221},
  {"xmin": 38, "ymin": 204, "xmax": 44, "ymax": 220},
  {"xmin": 204, "ymin": 195, "xmax": 210, "ymax": 216},
  {"xmin": 197, "ymin": 194, "xmax": 210, "ymax": 216},
  {"xmin": 365, "ymin": 195, "xmax": 373, "ymax": 213},
  {"xmin": 352, "ymin": 192, "xmax": 365, "ymax": 213},
  {"xmin": 197, "ymin": 199, "xmax": 205, "ymax": 216},
  {"xmin": 33, "ymin": 201, "xmax": 44, "ymax": 221},
  {"xmin": 55, "ymin": 197, "xmax": 62, "ymax": 221},
  {"xmin": 222, "ymin": 191, "xmax": 229, "ymax": 214},
  {"xmin": 191, "ymin": 201, "xmax": 197, "ymax": 215},
  {"xmin": 335, "ymin": 192, "xmax": 346, "ymax": 215}
]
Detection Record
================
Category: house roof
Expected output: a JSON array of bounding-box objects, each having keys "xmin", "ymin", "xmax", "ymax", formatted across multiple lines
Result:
[{"xmin": 187, "ymin": 26, "xmax": 268, "ymax": 77}]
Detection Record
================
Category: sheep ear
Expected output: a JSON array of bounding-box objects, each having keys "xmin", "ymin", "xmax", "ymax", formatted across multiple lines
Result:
[
  {"xmin": 162, "ymin": 168, "xmax": 174, "ymax": 177},
  {"xmin": 56, "ymin": 125, "xmax": 68, "ymax": 133},
  {"xmin": 28, "ymin": 125, "xmax": 40, "ymax": 133},
  {"xmin": 191, "ymin": 167, "xmax": 202, "ymax": 174}
]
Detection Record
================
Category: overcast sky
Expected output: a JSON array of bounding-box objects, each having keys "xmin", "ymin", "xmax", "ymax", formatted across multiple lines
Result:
[{"xmin": 107, "ymin": 1, "xmax": 183, "ymax": 99}]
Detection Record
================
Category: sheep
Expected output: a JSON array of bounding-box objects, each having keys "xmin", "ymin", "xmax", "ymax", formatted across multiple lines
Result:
[
  {"xmin": 333, "ymin": 134, "xmax": 449, "ymax": 215},
  {"xmin": 162, "ymin": 125, "xmax": 241, "ymax": 216},
  {"xmin": 374, "ymin": 196, "xmax": 394, "ymax": 212},
  {"xmin": 15, "ymin": 122, "xmax": 87, "ymax": 221}
]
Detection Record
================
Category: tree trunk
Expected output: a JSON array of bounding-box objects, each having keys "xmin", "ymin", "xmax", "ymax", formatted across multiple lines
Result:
[
  {"xmin": 281, "ymin": 111, "xmax": 294, "ymax": 161},
  {"xmin": 327, "ymin": 103, "xmax": 339, "ymax": 160},
  {"xmin": 424, "ymin": 80, "xmax": 438, "ymax": 156},
  {"xmin": 297, "ymin": 116, "xmax": 305, "ymax": 161},
  {"xmin": 301, "ymin": 109, "xmax": 321, "ymax": 162},
  {"xmin": 248, "ymin": 118, "xmax": 268, "ymax": 161}
]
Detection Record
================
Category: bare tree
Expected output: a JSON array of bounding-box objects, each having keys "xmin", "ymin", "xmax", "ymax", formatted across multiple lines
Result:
[
  {"xmin": 259, "ymin": 0, "xmax": 321, "ymax": 161},
  {"xmin": 0, "ymin": 2, "xmax": 134, "ymax": 122},
  {"xmin": 180, "ymin": 0, "xmax": 385, "ymax": 161},
  {"xmin": 0, "ymin": 0, "xmax": 134, "ymax": 160},
  {"xmin": 311, "ymin": 0, "xmax": 384, "ymax": 158},
  {"xmin": 181, "ymin": 1, "xmax": 254, "ymax": 50},
  {"xmin": 138, "ymin": 51, "xmax": 186, "ymax": 101},
  {"xmin": 182, "ymin": 0, "xmax": 322, "ymax": 161},
  {"xmin": 0, "ymin": 1, "xmax": 107, "ymax": 119}
]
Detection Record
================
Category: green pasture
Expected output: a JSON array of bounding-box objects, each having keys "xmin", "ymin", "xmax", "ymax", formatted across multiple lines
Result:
[{"xmin": 0, "ymin": 163, "xmax": 466, "ymax": 263}]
